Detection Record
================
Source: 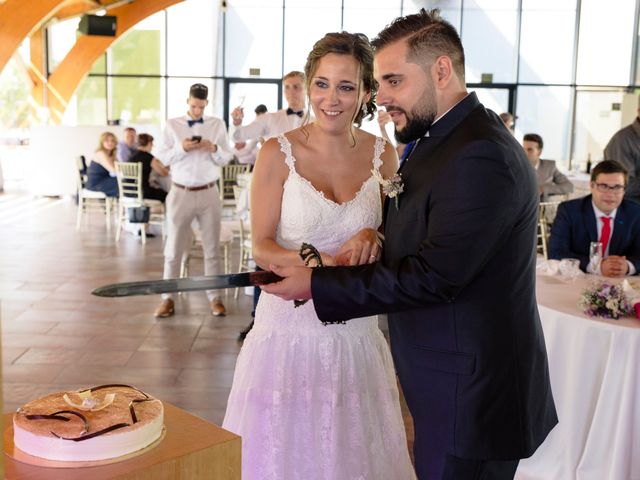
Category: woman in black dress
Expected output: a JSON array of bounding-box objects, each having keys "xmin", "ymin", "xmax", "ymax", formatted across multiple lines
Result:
[
  {"xmin": 128, "ymin": 133, "xmax": 169, "ymax": 202},
  {"xmin": 86, "ymin": 131, "xmax": 119, "ymax": 197}
]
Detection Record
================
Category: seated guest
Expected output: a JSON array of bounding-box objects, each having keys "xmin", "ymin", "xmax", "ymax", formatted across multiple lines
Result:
[
  {"xmin": 499, "ymin": 112, "xmax": 515, "ymax": 133},
  {"xmin": 86, "ymin": 131, "xmax": 119, "ymax": 197},
  {"xmin": 523, "ymin": 133, "xmax": 574, "ymax": 201},
  {"xmin": 549, "ymin": 160, "xmax": 640, "ymax": 277},
  {"xmin": 117, "ymin": 127, "xmax": 137, "ymax": 162},
  {"xmin": 128, "ymin": 133, "xmax": 169, "ymax": 202}
]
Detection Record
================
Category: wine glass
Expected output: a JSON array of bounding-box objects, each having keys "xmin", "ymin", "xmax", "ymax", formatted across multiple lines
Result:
[{"xmin": 589, "ymin": 242, "xmax": 603, "ymax": 272}]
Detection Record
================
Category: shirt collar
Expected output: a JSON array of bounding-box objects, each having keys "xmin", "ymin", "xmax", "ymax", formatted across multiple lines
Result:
[{"xmin": 592, "ymin": 201, "xmax": 617, "ymax": 221}]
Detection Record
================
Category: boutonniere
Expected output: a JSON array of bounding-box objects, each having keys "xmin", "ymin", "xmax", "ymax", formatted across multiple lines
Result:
[{"xmin": 372, "ymin": 169, "xmax": 404, "ymax": 209}]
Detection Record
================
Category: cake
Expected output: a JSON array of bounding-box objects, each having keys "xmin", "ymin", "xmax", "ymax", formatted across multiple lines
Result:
[{"xmin": 13, "ymin": 384, "xmax": 164, "ymax": 462}]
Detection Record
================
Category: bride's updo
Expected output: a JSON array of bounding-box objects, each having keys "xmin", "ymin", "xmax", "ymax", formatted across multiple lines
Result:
[{"xmin": 304, "ymin": 32, "xmax": 376, "ymax": 127}]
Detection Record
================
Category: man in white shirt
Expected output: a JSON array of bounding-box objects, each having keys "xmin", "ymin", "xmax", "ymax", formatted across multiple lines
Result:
[
  {"xmin": 154, "ymin": 83, "xmax": 234, "ymax": 318},
  {"xmin": 230, "ymin": 71, "xmax": 307, "ymax": 143},
  {"xmin": 549, "ymin": 160, "xmax": 640, "ymax": 277}
]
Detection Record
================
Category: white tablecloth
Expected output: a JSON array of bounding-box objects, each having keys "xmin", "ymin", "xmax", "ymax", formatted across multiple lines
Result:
[{"xmin": 516, "ymin": 274, "xmax": 640, "ymax": 480}]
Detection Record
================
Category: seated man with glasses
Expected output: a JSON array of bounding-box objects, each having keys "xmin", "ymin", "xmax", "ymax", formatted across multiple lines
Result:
[{"xmin": 549, "ymin": 160, "xmax": 640, "ymax": 277}]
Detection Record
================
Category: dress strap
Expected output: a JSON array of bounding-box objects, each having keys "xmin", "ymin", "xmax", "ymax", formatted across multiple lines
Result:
[
  {"xmin": 372, "ymin": 136, "xmax": 385, "ymax": 172},
  {"xmin": 277, "ymin": 134, "xmax": 296, "ymax": 172}
]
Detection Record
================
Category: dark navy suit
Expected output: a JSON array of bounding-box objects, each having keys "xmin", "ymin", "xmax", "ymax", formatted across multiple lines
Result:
[
  {"xmin": 548, "ymin": 195, "xmax": 640, "ymax": 273},
  {"xmin": 311, "ymin": 93, "xmax": 557, "ymax": 479}
]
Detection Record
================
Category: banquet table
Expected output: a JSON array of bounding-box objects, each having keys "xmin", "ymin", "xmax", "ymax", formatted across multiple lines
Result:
[{"xmin": 515, "ymin": 273, "xmax": 640, "ymax": 480}]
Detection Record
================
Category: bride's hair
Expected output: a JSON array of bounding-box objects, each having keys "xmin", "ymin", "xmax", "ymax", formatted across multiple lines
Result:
[{"xmin": 304, "ymin": 32, "xmax": 377, "ymax": 128}]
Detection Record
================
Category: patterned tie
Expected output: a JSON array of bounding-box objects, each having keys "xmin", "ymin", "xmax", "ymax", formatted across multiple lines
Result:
[
  {"xmin": 600, "ymin": 216, "xmax": 611, "ymax": 256},
  {"xmin": 187, "ymin": 118, "xmax": 204, "ymax": 127}
]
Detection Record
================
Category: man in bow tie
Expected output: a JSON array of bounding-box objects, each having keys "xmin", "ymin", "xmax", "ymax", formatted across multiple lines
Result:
[
  {"xmin": 154, "ymin": 83, "xmax": 234, "ymax": 319},
  {"xmin": 231, "ymin": 71, "xmax": 307, "ymax": 144}
]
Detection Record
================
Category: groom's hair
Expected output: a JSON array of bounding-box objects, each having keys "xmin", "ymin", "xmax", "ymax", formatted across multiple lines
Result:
[{"xmin": 372, "ymin": 8, "xmax": 465, "ymax": 81}]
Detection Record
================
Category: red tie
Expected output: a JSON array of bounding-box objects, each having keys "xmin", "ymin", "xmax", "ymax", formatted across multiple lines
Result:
[{"xmin": 600, "ymin": 216, "xmax": 611, "ymax": 256}]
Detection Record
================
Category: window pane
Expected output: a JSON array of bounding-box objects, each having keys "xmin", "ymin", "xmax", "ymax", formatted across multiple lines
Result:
[
  {"xmin": 110, "ymin": 12, "xmax": 163, "ymax": 75},
  {"xmin": 576, "ymin": 0, "xmax": 635, "ymax": 85},
  {"xmin": 110, "ymin": 77, "xmax": 161, "ymax": 125},
  {"xmin": 462, "ymin": 0, "xmax": 519, "ymax": 83},
  {"xmin": 228, "ymin": 82, "xmax": 280, "ymax": 127},
  {"xmin": 342, "ymin": 0, "xmax": 402, "ymax": 41},
  {"xmin": 519, "ymin": 0, "xmax": 576, "ymax": 84},
  {"xmin": 516, "ymin": 86, "xmax": 572, "ymax": 167},
  {"xmin": 67, "ymin": 76, "xmax": 107, "ymax": 126},
  {"xmin": 225, "ymin": 4, "xmax": 283, "ymax": 78},
  {"xmin": 469, "ymin": 88, "xmax": 509, "ymax": 115},
  {"xmin": 0, "ymin": 57, "xmax": 33, "ymax": 129},
  {"xmin": 283, "ymin": 0, "xmax": 342, "ymax": 74},
  {"xmin": 402, "ymin": 0, "xmax": 462, "ymax": 32},
  {"xmin": 573, "ymin": 90, "xmax": 630, "ymax": 168},
  {"xmin": 167, "ymin": 0, "xmax": 217, "ymax": 77},
  {"xmin": 48, "ymin": 18, "xmax": 79, "ymax": 72}
]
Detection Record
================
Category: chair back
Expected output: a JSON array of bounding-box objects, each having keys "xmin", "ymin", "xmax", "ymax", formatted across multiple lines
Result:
[
  {"xmin": 219, "ymin": 164, "xmax": 251, "ymax": 202},
  {"xmin": 537, "ymin": 201, "xmax": 561, "ymax": 258},
  {"xmin": 116, "ymin": 162, "xmax": 143, "ymax": 202},
  {"xmin": 75, "ymin": 156, "xmax": 88, "ymax": 191}
]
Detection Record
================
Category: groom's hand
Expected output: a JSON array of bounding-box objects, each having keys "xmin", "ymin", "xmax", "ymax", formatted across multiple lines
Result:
[{"xmin": 261, "ymin": 265, "xmax": 312, "ymax": 301}]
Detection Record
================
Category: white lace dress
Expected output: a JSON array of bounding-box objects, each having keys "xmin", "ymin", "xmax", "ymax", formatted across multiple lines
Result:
[{"xmin": 222, "ymin": 135, "xmax": 416, "ymax": 480}]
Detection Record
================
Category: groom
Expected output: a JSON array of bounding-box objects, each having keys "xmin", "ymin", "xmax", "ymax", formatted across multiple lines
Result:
[{"xmin": 262, "ymin": 9, "xmax": 557, "ymax": 480}]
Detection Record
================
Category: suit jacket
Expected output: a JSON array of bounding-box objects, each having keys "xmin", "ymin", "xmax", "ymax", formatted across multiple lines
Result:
[
  {"xmin": 548, "ymin": 195, "xmax": 640, "ymax": 272},
  {"xmin": 537, "ymin": 159, "xmax": 573, "ymax": 201},
  {"xmin": 312, "ymin": 93, "xmax": 557, "ymax": 474}
]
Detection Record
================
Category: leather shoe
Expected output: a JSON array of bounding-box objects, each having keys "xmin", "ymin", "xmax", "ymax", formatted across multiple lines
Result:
[
  {"xmin": 154, "ymin": 299, "xmax": 174, "ymax": 318},
  {"xmin": 238, "ymin": 320, "xmax": 254, "ymax": 341},
  {"xmin": 211, "ymin": 299, "xmax": 226, "ymax": 316}
]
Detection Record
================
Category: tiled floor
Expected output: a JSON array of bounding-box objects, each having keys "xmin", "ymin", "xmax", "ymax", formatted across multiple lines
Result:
[{"xmin": 0, "ymin": 191, "xmax": 413, "ymax": 455}]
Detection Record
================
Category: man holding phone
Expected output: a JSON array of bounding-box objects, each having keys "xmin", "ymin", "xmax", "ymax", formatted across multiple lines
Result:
[{"xmin": 155, "ymin": 83, "xmax": 234, "ymax": 318}]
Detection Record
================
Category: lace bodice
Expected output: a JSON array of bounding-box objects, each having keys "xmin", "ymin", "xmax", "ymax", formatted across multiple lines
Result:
[{"xmin": 276, "ymin": 134, "xmax": 385, "ymax": 257}]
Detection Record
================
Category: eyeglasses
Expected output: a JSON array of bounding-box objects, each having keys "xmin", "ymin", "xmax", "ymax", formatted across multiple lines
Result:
[{"xmin": 593, "ymin": 182, "xmax": 625, "ymax": 193}]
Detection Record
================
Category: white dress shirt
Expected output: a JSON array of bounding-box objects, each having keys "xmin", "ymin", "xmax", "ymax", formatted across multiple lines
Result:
[
  {"xmin": 158, "ymin": 115, "xmax": 234, "ymax": 187},
  {"xmin": 231, "ymin": 109, "xmax": 305, "ymax": 143},
  {"xmin": 586, "ymin": 202, "xmax": 636, "ymax": 275}
]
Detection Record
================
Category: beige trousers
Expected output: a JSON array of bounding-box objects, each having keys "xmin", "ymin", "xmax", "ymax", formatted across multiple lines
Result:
[{"xmin": 162, "ymin": 185, "xmax": 222, "ymax": 301}]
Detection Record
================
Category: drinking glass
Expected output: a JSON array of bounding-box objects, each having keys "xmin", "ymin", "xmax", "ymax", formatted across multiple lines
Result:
[
  {"xmin": 589, "ymin": 242, "xmax": 603, "ymax": 271},
  {"xmin": 559, "ymin": 258, "xmax": 580, "ymax": 281}
]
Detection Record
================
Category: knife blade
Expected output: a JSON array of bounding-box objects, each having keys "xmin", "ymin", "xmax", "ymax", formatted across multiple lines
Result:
[{"xmin": 92, "ymin": 270, "xmax": 283, "ymax": 298}]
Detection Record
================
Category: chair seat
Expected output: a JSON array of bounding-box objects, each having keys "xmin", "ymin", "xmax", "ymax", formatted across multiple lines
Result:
[{"xmin": 81, "ymin": 188, "xmax": 108, "ymax": 199}]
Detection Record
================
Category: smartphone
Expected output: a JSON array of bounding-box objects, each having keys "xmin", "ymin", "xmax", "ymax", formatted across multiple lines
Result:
[{"xmin": 191, "ymin": 135, "xmax": 202, "ymax": 142}]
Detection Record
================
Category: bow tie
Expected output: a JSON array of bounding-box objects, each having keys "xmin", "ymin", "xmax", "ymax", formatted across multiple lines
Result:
[
  {"xmin": 286, "ymin": 108, "xmax": 304, "ymax": 117},
  {"xmin": 187, "ymin": 117, "xmax": 204, "ymax": 127}
]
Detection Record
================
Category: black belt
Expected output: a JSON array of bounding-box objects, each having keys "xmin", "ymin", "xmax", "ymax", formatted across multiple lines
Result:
[{"xmin": 172, "ymin": 181, "xmax": 216, "ymax": 191}]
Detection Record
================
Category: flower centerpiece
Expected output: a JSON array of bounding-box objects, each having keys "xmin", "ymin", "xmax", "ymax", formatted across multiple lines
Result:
[
  {"xmin": 372, "ymin": 169, "xmax": 404, "ymax": 209},
  {"xmin": 578, "ymin": 280, "xmax": 633, "ymax": 319}
]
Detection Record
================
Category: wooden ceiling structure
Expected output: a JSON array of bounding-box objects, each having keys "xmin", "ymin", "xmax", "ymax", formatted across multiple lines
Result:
[{"xmin": 0, "ymin": 0, "xmax": 184, "ymax": 123}]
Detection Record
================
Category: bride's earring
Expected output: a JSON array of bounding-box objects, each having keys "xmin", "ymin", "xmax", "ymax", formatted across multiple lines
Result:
[{"xmin": 361, "ymin": 103, "xmax": 367, "ymax": 115}]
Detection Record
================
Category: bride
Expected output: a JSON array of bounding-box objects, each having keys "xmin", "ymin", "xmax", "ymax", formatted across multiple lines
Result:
[{"xmin": 222, "ymin": 32, "xmax": 416, "ymax": 479}]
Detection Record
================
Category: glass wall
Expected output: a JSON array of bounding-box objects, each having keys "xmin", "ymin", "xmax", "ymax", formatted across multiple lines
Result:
[{"xmin": 2, "ymin": 0, "xmax": 638, "ymax": 170}]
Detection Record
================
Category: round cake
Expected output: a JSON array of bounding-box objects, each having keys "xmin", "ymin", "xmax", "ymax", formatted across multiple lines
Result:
[{"xmin": 13, "ymin": 384, "xmax": 164, "ymax": 462}]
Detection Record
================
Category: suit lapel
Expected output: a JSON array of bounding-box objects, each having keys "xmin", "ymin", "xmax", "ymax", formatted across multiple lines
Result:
[
  {"xmin": 582, "ymin": 196, "xmax": 598, "ymax": 242},
  {"xmin": 609, "ymin": 206, "xmax": 626, "ymax": 255}
]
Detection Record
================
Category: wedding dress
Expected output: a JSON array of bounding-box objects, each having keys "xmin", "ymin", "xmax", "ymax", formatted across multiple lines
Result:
[{"xmin": 222, "ymin": 134, "xmax": 416, "ymax": 480}]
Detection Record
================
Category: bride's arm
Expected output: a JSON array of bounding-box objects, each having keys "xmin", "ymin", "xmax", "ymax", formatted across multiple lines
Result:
[{"xmin": 251, "ymin": 138, "xmax": 333, "ymax": 270}]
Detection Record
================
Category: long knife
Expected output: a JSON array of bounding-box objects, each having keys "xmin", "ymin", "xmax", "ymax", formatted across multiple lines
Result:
[{"xmin": 92, "ymin": 270, "xmax": 283, "ymax": 298}]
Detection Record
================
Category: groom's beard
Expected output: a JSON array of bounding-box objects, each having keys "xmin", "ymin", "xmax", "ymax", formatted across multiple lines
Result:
[{"xmin": 392, "ymin": 87, "xmax": 437, "ymax": 144}]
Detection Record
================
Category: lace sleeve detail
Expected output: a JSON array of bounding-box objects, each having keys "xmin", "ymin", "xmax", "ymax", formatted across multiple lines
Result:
[
  {"xmin": 372, "ymin": 136, "xmax": 385, "ymax": 172},
  {"xmin": 277, "ymin": 134, "xmax": 295, "ymax": 172}
]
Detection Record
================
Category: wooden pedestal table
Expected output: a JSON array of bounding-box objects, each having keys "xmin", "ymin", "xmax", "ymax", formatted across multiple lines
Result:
[{"xmin": 3, "ymin": 403, "xmax": 241, "ymax": 479}]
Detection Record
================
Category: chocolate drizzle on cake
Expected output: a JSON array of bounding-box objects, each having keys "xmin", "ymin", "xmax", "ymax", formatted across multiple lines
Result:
[{"xmin": 20, "ymin": 384, "xmax": 157, "ymax": 442}]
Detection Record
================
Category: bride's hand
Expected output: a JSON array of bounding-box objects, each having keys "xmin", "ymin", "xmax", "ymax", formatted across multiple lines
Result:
[
  {"xmin": 320, "ymin": 252, "xmax": 336, "ymax": 267},
  {"xmin": 335, "ymin": 228, "xmax": 382, "ymax": 266}
]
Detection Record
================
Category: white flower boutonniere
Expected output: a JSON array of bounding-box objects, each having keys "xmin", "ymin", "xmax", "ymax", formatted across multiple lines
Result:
[{"xmin": 372, "ymin": 169, "xmax": 404, "ymax": 209}]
